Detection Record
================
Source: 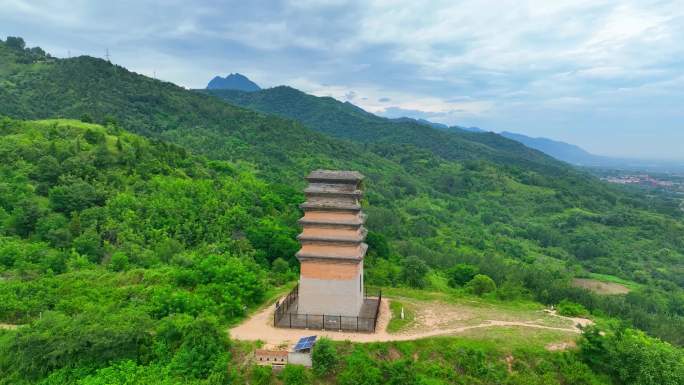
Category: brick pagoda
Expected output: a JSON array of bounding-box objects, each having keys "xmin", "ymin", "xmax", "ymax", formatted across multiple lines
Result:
[{"xmin": 295, "ymin": 170, "xmax": 367, "ymax": 316}]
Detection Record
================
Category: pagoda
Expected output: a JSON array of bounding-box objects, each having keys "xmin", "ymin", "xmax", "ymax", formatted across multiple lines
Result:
[{"xmin": 296, "ymin": 170, "xmax": 367, "ymax": 317}]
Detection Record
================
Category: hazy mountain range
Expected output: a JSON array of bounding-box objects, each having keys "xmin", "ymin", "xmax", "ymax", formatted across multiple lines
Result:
[{"xmin": 205, "ymin": 74, "xmax": 684, "ymax": 173}]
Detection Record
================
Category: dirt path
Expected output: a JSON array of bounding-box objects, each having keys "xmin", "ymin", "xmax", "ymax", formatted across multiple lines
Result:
[{"xmin": 229, "ymin": 298, "xmax": 591, "ymax": 347}]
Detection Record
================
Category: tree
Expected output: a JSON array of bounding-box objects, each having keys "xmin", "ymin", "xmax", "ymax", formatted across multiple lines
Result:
[
  {"xmin": 35, "ymin": 212, "xmax": 71, "ymax": 248},
  {"xmin": 9, "ymin": 199, "xmax": 45, "ymax": 237},
  {"xmin": 49, "ymin": 180, "xmax": 102, "ymax": 213},
  {"xmin": 271, "ymin": 257, "xmax": 289, "ymax": 274},
  {"xmin": 447, "ymin": 263, "xmax": 478, "ymax": 287},
  {"xmin": 366, "ymin": 231, "xmax": 390, "ymax": 259},
  {"xmin": 280, "ymin": 364, "xmax": 311, "ymax": 385},
  {"xmin": 5, "ymin": 36, "xmax": 25, "ymax": 50},
  {"xmin": 401, "ymin": 256, "xmax": 429, "ymax": 289},
  {"xmin": 80, "ymin": 114, "xmax": 95, "ymax": 124},
  {"xmin": 467, "ymin": 274, "xmax": 496, "ymax": 296},
  {"xmin": 170, "ymin": 316, "xmax": 229, "ymax": 379},
  {"xmin": 580, "ymin": 326, "xmax": 684, "ymax": 385},
  {"xmin": 312, "ymin": 337, "xmax": 337, "ymax": 376},
  {"xmin": 108, "ymin": 251, "xmax": 129, "ymax": 271}
]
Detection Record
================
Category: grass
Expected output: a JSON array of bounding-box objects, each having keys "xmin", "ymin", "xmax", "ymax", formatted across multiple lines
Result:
[
  {"xmin": 379, "ymin": 285, "xmax": 544, "ymax": 312},
  {"xmin": 387, "ymin": 300, "xmax": 416, "ymax": 333},
  {"xmin": 453, "ymin": 326, "xmax": 576, "ymax": 352},
  {"xmin": 587, "ymin": 273, "xmax": 641, "ymax": 290}
]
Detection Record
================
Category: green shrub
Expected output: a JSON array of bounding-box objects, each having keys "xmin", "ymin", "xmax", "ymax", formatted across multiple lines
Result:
[
  {"xmin": 557, "ymin": 300, "xmax": 589, "ymax": 317},
  {"xmin": 386, "ymin": 359, "xmax": 419, "ymax": 385},
  {"xmin": 312, "ymin": 337, "xmax": 337, "ymax": 376},
  {"xmin": 169, "ymin": 316, "xmax": 229, "ymax": 379},
  {"xmin": 250, "ymin": 365, "xmax": 272, "ymax": 385},
  {"xmin": 447, "ymin": 263, "xmax": 478, "ymax": 287},
  {"xmin": 280, "ymin": 364, "xmax": 311, "ymax": 385},
  {"xmin": 338, "ymin": 350, "xmax": 381, "ymax": 385},
  {"xmin": 467, "ymin": 274, "xmax": 496, "ymax": 296},
  {"xmin": 108, "ymin": 251, "xmax": 129, "ymax": 272},
  {"xmin": 580, "ymin": 326, "xmax": 684, "ymax": 385}
]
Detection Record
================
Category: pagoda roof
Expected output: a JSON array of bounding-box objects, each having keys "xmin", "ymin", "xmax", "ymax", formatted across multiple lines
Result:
[
  {"xmin": 297, "ymin": 227, "xmax": 367, "ymax": 244},
  {"xmin": 300, "ymin": 201, "xmax": 361, "ymax": 212},
  {"xmin": 296, "ymin": 243, "xmax": 368, "ymax": 261},
  {"xmin": 306, "ymin": 170, "xmax": 364, "ymax": 184},
  {"xmin": 304, "ymin": 185, "xmax": 362, "ymax": 198}
]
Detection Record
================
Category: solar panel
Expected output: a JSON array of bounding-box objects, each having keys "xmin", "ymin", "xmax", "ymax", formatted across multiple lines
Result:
[{"xmin": 293, "ymin": 336, "xmax": 317, "ymax": 351}]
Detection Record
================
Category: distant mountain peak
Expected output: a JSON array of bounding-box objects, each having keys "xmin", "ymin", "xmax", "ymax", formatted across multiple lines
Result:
[{"xmin": 206, "ymin": 73, "xmax": 261, "ymax": 92}]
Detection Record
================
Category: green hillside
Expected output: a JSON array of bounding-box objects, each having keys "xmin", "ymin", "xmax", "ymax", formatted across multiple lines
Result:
[
  {"xmin": 0, "ymin": 37, "xmax": 682, "ymax": 384},
  {"xmin": 203, "ymin": 86, "xmax": 568, "ymax": 172},
  {"xmin": 1, "ymin": 37, "xmax": 683, "ymax": 343},
  {"xmin": 0, "ymin": 117, "xmax": 681, "ymax": 385}
]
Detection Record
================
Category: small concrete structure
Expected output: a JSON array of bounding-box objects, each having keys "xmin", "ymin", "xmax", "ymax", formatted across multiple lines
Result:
[
  {"xmin": 287, "ymin": 352, "xmax": 313, "ymax": 367},
  {"xmin": 254, "ymin": 336, "xmax": 317, "ymax": 368},
  {"xmin": 254, "ymin": 349, "xmax": 288, "ymax": 367},
  {"xmin": 296, "ymin": 170, "xmax": 367, "ymax": 316}
]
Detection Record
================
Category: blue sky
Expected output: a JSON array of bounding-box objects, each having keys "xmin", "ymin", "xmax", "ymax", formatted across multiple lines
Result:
[{"xmin": 2, "ymin": 0, "xmax": 683, "ymax": 159}]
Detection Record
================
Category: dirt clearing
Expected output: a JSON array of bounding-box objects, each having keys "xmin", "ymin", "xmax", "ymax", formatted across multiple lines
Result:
[
  {"xmin": 230, "ymin": 295, "xmax": 592, "ymax": 347},
  {"xmin": 572, "ymin": 278, "xmax": 630, "ymax": 295}
]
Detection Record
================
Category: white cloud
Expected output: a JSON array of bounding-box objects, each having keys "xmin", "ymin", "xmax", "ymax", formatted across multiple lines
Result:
[{"xmin": 2, "ymin": 0, "xmax": 684, "ymax": 158}]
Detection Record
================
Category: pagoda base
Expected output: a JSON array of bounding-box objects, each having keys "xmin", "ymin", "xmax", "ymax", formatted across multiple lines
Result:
[{"xmin": 275, "ymin": 296, "xmax": 381, "ymax": 332}]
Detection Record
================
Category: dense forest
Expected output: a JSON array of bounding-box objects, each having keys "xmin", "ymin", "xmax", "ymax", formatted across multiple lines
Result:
[{"xmin": 0, "ymin": 37, "xmax": 683, "ymax": 384}]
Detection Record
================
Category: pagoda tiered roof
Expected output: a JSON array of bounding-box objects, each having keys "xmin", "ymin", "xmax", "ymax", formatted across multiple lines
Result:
[{"xmin": 296, "ymin": 170, "xmax": 367, "ymax": 262}]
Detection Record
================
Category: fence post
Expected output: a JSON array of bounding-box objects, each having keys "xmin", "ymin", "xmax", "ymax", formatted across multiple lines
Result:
[
  {"xmin": 289, "ymin": 313, "xmax": 292, "ymax": 328},
  {"xmin": 306, "ymin": 314, "xmax": 309, "ymax": 329},
  {"xmin": 356, "ymin": 316, "xmax": 359, "ymax": 331}
]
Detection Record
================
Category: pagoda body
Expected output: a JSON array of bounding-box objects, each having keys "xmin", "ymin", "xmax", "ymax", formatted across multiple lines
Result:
[{"xmin": 296, "ymin": 170, "xmax": 367, "ymax": 317}]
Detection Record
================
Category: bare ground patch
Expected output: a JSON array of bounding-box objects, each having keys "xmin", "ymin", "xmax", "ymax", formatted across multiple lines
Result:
[
  {"xmin": 230, "ymin": 294, "xmax": 591, "ymax": 348},
  {"xmin": 572, "ymin": 278, "xmax": 630, "ymax": 295}
]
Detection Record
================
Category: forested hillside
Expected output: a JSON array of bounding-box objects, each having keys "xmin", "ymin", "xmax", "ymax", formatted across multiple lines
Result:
[
  {"xmin": 0, "ymin": 37, "xmax": 683, "ymax": 384},
  {"xmin": 0, "ymin": 117, "xmax": 303, "ymax": 383},
  {"xmin": 203, "ymin": 87, "xmax": 569, "ymax": 174},
  {"xmin": 1, "ymin": 36, "xmax": 683, "ymax": 342}
]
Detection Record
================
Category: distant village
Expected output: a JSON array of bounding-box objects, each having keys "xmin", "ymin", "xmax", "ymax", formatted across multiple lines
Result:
[{"xmin": 601, "ymin": 173, "xmax": 684, "ymax": 193}]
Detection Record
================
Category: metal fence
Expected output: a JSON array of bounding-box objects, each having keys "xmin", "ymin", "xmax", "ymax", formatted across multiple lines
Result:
[
  {"xmin": 274, "ymin": 283, "xmax": 299, "ymax": 327},
  {"xmin": 274, "ymin": 286, "xmax": 382, "ymax": 333}
]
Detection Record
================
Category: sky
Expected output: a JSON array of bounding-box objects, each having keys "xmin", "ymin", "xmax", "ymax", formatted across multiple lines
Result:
[{"xmin": 2, "ymin": 0, "xmax": 684, "ymax": 160}]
